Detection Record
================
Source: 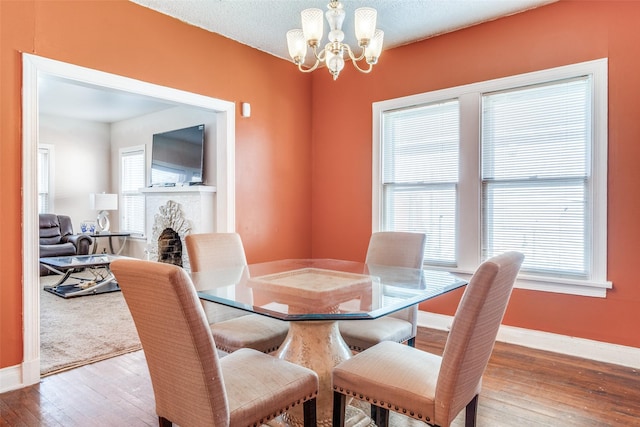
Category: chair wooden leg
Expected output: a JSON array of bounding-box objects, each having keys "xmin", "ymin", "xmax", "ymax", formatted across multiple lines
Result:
[
  {"xmin": 332, "ymin": 391, "xmax": 347, "ymax": 427},
  {"xmin": 465, "ymin": 395, "xmax": 478, "ymax": 427},
  {"xmin": 158, "ymin": 416, "xmax": 172, "ymax": 427},
  {"xmin": 407, "ymin": 337, "xmax": 416, "ymax": 347},
  {"xmin": 303, "ymin": 397, "xmax": 317, "ymax": 427},
  {"xmin": 371, "ymin": 405, "xmax": 390, "ymax": 427}
]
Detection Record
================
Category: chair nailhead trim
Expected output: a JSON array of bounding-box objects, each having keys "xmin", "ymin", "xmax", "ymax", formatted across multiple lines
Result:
[
  {"xmin": 333, "ymin": 388, "xmax": 431, "ymax": 424},
  {"xmin": 251, "ymin": 392, "xmax": 317, "ymax": 427}
]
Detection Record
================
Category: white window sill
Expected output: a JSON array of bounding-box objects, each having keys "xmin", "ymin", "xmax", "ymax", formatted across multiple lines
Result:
[{"xmin": 447, "ymin": 269, "xmax": 612, "ymax": 298}]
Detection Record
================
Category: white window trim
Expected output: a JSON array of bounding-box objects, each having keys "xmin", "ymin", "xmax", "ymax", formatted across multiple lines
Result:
[
  {"xmin": 373, "ymin": 58, "xmax": 610, "ymax": 297},
  {"xmin": 119, "ymin": 144, "xmax": 146, "ymax": 238}
]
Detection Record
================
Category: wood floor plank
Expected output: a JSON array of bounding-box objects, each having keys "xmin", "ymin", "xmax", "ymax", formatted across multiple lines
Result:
[{"xmin": 1, "ymin": 327, "xmax": 639, "ymax": 426}]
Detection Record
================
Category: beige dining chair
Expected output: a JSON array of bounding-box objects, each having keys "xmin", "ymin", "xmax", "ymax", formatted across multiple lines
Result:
[
  {"xmin": 338, "ymin": 231, "xmax": 427, "ymax": 351},
  {"xmin": 185, "ymin": 232, "xmax": 289, "ymax": 354},
  {"xmin": 111, "ymin": 258, "xmax": 318, "ymax": 427},
  {"xmin": 332, "ymin": 251, "xmax": 524, "ymax": 427}
]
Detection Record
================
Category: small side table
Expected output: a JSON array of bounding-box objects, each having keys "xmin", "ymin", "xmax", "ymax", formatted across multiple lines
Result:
[{"xmin": 86, "ymin": 232, "xmax": 131, "ymax": 255}]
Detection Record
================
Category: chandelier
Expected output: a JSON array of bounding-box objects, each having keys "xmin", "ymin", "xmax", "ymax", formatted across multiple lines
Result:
[{"xmin": 286, "ymin": 0, "xmax": 384, "ymax": 81}]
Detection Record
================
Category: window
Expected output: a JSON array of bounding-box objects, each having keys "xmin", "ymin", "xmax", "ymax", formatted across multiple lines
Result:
[
  {"xmin": 373, "ymin": 59, "xmax": 610, "ymax": 297},
  {"xmin": 37, "ymin": 144, "xmax": 54, "ymax": 213},
  {"xmin": 381, "ymin": 100, "xmax": 459, "ymax": 266},
  {"xmin": 482, "ymin": 78, "xmax": 591, "ymax": 279},
  {"xmin": 120, "ymin": 146, "xmax": 146, "ymax": 237}
]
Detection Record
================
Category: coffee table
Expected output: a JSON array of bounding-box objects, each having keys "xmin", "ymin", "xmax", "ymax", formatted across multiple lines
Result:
[{"xmin": 39, "ymin": 254, "xmax": 130, "ymax": 298}]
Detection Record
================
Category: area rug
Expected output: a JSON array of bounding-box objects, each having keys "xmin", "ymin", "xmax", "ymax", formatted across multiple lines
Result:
[{"xmin": 40, "ymin": 274, "xmax": 142, "ymax": 376}]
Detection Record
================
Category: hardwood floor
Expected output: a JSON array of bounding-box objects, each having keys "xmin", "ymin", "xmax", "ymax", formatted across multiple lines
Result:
[{"xmin": 1, "ymin": 327, "xmax": 639, "ymax": 426}]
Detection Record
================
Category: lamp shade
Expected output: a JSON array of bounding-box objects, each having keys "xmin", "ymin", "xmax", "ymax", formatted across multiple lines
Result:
[
  {"xmin": 89, "ymin": 193, "xmax": 118, "ymax": 211},
  {"xmin": 301, "ymin": 8, "xmax": 324, "ymax": 42},
  {"xmin": 287, "ymin": 29, "xmax": 307, "ymax": 61},
  {"xmin": 354, "ymin": 7, "xmax": 377, "ymax": 42},
  {"xmin": 365, "ymin": 29, "xmax": 384, "ymax": 63}
]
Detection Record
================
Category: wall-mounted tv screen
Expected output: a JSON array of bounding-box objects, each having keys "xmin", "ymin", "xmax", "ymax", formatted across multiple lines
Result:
[{"xmin": 150, "ymin": 124, "xmax": 205, "ymax": 186}]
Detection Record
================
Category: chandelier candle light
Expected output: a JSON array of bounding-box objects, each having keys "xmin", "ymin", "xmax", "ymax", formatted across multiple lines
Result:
[{"xmin": 286, "ymin": 0, "xmax": 384, "ymax": 80}]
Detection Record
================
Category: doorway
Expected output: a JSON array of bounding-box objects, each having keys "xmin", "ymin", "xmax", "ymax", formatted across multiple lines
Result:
[{"xmin": 21, "ymin": 53, "xmax": 236, "ymax": 386}]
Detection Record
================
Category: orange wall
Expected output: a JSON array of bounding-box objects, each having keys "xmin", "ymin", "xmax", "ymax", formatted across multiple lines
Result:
[
  {"xmin": 0, "ymin": 0, "xmax": 312, "ymax": 368},
  {"xmin": 311, "ymin": 1, "xmax": 640, "ymax": 347}
]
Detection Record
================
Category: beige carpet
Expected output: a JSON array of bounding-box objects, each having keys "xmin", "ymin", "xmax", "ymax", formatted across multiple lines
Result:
[
  {"xmin": 39, "ymin": 273, "xmax": 249, "ymax": 376},
  {"xmin": 40, "ymin": 273, "xmax": 142, "ymax": 376}
]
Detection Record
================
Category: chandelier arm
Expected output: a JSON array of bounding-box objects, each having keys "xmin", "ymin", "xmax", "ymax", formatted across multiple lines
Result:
[
  {"xmin": 342, "ymin": 43, "xmax": 373, "ymax": 74},
  {"xmin": 344, "ymin": 43, "xmax": 366, "ymax": 62},
  {"xmin": 349, "ymin": 57, "xmax": 374, "ymax": 74},
  {"xmin": 311, "ymin": 43, "xmax": 328, "ymax": 62},
  {"xmin": 297, "ymin": 59, "xmax": 322, "ymax": 73}
]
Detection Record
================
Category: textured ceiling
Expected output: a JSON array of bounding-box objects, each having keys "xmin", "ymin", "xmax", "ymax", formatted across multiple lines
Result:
[{"xmin": 130, "ymin": 0, "xmax": 556, "ymax": 61}]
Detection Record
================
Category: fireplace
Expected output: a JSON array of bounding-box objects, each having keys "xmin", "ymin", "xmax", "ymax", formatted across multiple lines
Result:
[
  {"xmin": 158, "ymin": 227, "xmax": 184, "ymax": 267},
  {"xmin": 141, "ymin": 186, "xmax": 216, "ymax": 272},
  {"xmin": 148, "ymin": 200, "xmax": 192, "ymax": 268}
]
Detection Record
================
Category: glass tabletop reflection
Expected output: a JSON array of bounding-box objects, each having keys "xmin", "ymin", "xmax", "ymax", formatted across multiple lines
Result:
[{"xmin": 191, "ymin": 258, "xmax": 467, "ymax": 321}]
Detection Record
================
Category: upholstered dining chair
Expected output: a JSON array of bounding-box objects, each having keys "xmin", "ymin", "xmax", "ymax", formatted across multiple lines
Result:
[
  {"xmin": 111, "ymin": 258, "xmax": 318, "ymax": 427},
  {"xmin": 332, "ymin": 251, "xmax": 524, "ymax": 427},
  {"xmin": 338, "ymin": 231, "xmax": 427, "ymax": 352},
  {"xmin": 185, "ymin": 232, "xmax": 290, "ymax": 354}
]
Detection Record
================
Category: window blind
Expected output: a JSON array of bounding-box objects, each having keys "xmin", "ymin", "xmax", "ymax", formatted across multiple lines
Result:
[
  {"xmin": 481, "ymin": 76, "xmax": 591, "ymax": 278},
  {"xmin": 121, "ymin": 148, "xmax": 145, "ymax": 236},
  {"xmin": 382, "ymin": 99, "xmax": 459, "ymax": 265},
  {"xmin": 38, "ymin": 147, "xmax": 51, "ymax": 213}
]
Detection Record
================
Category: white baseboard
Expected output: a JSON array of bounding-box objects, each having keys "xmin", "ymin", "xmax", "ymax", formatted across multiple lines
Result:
[
  {"xmin": 0, "ymin": 356, "xmax": 39, "ymax": 394},
  {"xmin": 418, "ymin": 311, "xmax": 640, "ymax": 370},
  {"xmin": 0, "ymin": 364, "xmax": 24, "ymax": 394}
]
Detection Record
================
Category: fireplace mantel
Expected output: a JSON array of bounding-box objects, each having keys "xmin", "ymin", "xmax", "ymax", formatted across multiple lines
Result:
[{"xmin": 140, "ymin": 185, "xmax": 217, "ymax": 194}]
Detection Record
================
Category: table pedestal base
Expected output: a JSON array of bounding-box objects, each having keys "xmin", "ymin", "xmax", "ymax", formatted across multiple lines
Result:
[{"xmin": 276, "ymin": 320, "xmax": 352, "ymax": 427}]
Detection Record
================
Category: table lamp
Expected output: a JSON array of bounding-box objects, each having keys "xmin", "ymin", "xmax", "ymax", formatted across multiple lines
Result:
[{"xmin": 89, "ymin": 193, "xmax": 118, "ymax": 233}]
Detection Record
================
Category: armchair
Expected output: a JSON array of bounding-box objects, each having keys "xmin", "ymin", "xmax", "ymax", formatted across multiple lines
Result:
[{"xmin": 39, "ymin": 213, "xmax": 93, "ymax": 275}]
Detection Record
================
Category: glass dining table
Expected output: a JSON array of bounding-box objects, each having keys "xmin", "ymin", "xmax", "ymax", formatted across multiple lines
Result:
[{"xmin": 191, "ymin": 259, "xmax": 467, "ymax": 426}]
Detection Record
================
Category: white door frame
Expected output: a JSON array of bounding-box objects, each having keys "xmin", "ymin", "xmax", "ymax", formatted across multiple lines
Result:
[{"xmin": 19, "ymin": 53, "xmax": 236, "ymax": 387}]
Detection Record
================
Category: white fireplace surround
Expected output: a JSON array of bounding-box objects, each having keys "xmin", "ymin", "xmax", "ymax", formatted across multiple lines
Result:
[{"xmin": 141, "ymin": 186, "xmax": 216, "ymax": 271}]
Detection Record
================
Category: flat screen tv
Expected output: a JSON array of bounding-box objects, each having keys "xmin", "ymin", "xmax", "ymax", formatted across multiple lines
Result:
[{"xmin": 150, "ymin": 124, "xmax": 205, "ymax": 186}]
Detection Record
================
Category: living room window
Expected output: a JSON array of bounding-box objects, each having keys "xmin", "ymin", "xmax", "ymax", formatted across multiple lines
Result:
[
  {"xmin": 373, "ymin": 59, "xmax": 610, "ymax": 297},
  {"xmin": 120, "ymin": 145, "xmax": 146, "ymax": 237},
  {"xmin": 37, "ymin": 144, "xmax": 54, "ymax": 214}
]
